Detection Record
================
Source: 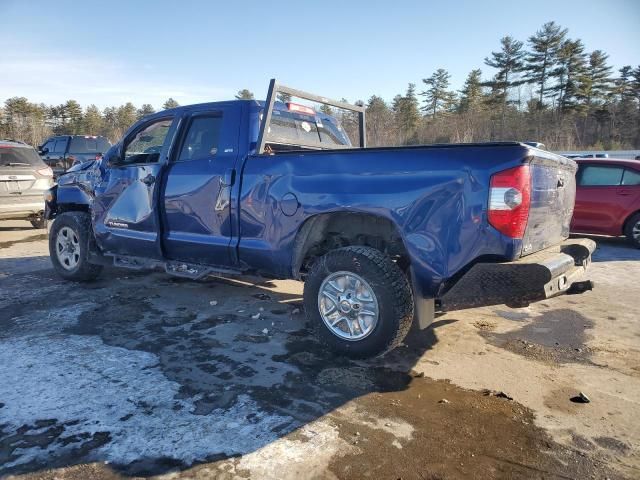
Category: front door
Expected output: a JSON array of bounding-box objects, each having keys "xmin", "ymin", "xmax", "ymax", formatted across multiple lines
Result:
[
  {"xmin": 93, "ymin": 116, "xmax": 178, "ymax": 258},
  {"xmin": 161, "ymin": 106, "xmax": 239, "ymax": 267}
]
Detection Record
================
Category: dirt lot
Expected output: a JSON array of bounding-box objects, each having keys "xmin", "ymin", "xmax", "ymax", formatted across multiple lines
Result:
[{"xmin": 1, "ymin": 219, "xmax": 639, "ymax": 479}]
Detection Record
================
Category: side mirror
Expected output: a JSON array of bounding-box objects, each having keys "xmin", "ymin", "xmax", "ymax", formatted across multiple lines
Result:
[{"xmin": 40, "ymin": 147, "xmax": 49, "ymax": 155}]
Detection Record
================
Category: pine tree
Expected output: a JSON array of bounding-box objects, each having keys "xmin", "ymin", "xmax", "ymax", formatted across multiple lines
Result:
[
  {"xmin": 137, "ymin": 104, "xmax": 155, "ymax": 119},
  {"xmin": 319, "ymin": 104, "xmax": 333, "ymax": 115},
  {"xmin": 366, "ymin": 95, "xmax": 394, "ymax": 146},
  {"xmin": 576, "ymin": 50, "xmax": 613, "ymax": 108},
  {"xmin": 393, "ymin": 84, "xmax": 421, "ymax": 144},
  {"xmin": 420, "ymin": 69, "xmax": 457, "ymax": 118},
  {"xmin": 64, "ymin": 100, "xmax": 83, "ymax": 134},
  {"xmin": 484, "ymin": 36, "xmax": 526, "ymax": 135},
  {"xmin": 632, "ymin": 65, "xmax": 640, "ymax": 102},
  {"xmin": 102, "ymin": 107, "xmax": 118, "ymax": 141},
  {"xmin": 458, "ymin": 69, "xmax": 484, "ymax": 113},
  {"xmin": 235, "ymin": 89, "xmax": 255, "ymax": 100},
  {"xmin": 553, "ymin": 39, "xmax": 587, "ymax": 111},
  {"xmin": 83, "ymin": 104, "xmax": 103, "ymax": 135},
  {"xmin": 163, "ymin": 98, "xmax": 179, "ymax": 110},
  {"xmin": 117, "ymin": 103, "xmax": 137, "ymax": 133},
  {"xmin": 523, "ymin": 21, "xmax": 568, "ymax": 107}
]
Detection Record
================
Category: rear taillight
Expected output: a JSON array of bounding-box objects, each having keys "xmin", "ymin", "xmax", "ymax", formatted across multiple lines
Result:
[
  {"xmin": 488, "ymin": 165, "xmax": 531, "ymax": 239},
  {"xmin": 37, "ymin": 166, "xmax": 54, "ymax": 177}
]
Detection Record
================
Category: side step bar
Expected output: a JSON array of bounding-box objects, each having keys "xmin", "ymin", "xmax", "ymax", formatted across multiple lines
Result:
[{"xmin": 108, "ymin": 254, "xmax": 243, "ymax": 280}]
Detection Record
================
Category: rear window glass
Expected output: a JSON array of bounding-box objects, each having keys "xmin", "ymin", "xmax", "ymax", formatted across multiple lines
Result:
[
  {"xmin": 622, "ymin": 168, "xmax": 640, "ymax": 186},
  {"xmin": 578, "ymin": 165, "xmax": 623, "ymax": 186},
  {"xmin": 269, "ymin": 110, "xmax": 321, "ymax": 146},
  {"xmin": 69, "ymin": 137, "xmax": 111, "ymax": 153},
  {"xmin": 317, "ymin": 117, "xmax": 351, "ymax": 146},
  {"xmin": 0, "ymin": 147, "xmax": 45, "ymax": 167}
]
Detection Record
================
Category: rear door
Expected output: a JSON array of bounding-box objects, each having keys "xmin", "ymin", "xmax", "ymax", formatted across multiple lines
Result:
[
  {"xmin": 571, "ymin": 163, "xmax": 625, "ymax": 235},
  {"xmin": 92, "ymin": 116, "xmax": 179, "ymax": 258},
  {"xmin": 161, "ymin": 105, "xmax": 240, "ymax": 266}
]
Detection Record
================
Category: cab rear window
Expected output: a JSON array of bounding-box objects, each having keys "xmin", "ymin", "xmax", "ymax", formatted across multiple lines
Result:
[
  {"xmin": 69, "ymin": 137, "xmax": 111, "ymax": 153},
  {"xmin": 0, "ymin": 147, "xmax": 45, "ymax": 167},
  {"xmin": 268, "ymin": 109, "xmax": 351, "ymax": 148}
]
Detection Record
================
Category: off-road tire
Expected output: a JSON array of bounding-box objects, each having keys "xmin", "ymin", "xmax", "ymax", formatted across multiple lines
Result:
[
  {"xmin": 624, "ymin": 212, "xmax": 640, "ymax": 248},
  {"xmin": 303, "ymin": 246, "xmax": 414, "ymax": 358},
  {"xmin": 49, "ymin": 212, "xmax": 103, "ymax": 281}
]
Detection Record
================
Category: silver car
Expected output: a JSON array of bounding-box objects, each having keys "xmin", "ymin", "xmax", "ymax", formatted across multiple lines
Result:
[{"xmin": 0, "ymin": 140, "xmax": 54, "ymax": 228}]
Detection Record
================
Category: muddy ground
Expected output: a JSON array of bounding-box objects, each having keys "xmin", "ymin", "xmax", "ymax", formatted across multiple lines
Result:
[{"xmin": 0, "ymin": 220, "xmax": 639, "ymax": 479}]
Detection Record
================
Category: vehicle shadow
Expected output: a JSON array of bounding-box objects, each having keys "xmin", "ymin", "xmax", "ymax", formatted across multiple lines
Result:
[
  {"xmin": 0, "ymin": 262, "xmax": 445, "ymax": 477},
  {"xmin": 577, "ymin": 234, "xmax": 640, "ymax": 262}
]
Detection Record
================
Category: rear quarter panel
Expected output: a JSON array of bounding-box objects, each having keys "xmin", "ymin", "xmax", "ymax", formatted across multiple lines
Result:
[{"xmin": 238, "ymin": 145, "xmax": 532, "ymax": 297}]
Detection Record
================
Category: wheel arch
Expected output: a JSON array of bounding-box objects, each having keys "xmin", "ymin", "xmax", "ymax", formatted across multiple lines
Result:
[
  {"xmin": 291, "ymin": 211, "xmax": 410, "ymax": 279},
  {"xmin": 622, "ymin": 209, "xmax": 640, "ymax": 235}
]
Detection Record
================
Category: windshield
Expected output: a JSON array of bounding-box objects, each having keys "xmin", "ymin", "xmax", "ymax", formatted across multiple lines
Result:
[{"xmin": 0, "ymin": 147, "xmax": 45, "ymax": 167}]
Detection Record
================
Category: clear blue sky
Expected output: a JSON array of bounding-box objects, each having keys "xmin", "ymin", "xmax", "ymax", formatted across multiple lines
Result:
[{"xmin": 1, "ymin": 0, "xmax": 638, "ymax": 109}]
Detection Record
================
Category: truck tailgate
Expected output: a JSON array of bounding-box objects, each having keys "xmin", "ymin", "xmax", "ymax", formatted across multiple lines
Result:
[{"xmin": 521, "ymin": 153, "xmax": 577, "ymax": 256}]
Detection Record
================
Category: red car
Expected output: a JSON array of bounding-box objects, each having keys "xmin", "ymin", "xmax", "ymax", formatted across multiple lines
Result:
[{"xmin": 571, "ymin": 158, "xmax": 640, "ymax": 248}]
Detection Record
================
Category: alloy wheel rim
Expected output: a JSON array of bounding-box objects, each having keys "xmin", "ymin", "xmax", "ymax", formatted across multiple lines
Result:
[
  {"xmin": 633, "ymin": 221, "xmax": 640, "ymax": 241},
  {"xmin": 318, "ymin": 271, "xmax": 379, "ymax": 341},
  {"xmin": 56, "ymin": 226, "xmax": 80, "ymax": 270}
]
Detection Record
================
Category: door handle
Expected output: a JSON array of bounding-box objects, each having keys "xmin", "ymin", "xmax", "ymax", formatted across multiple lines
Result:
[{"xmin": 141, "ymin": 174, "xmax": 156, "ymax": 186}]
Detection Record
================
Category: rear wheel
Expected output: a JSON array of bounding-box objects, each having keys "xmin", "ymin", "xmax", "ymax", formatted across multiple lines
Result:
[
  {"xmin": 49, "ymin": 212, "xmax": 103, "ymax": 281},
  {"xmin": 624, "ymin": 213, "xmax": 640, "ymax": 248},
  {"xmin": 303, "ymin": 246, "xmax": 413, "ymax": 358}
]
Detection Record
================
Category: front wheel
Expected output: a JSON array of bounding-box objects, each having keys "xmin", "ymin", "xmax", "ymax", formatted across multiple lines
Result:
[
  {"xmin": 49, "ymin": 212, "xmax": 103, "ymax": 281},
  {"xmin": 624, "ymin": 213, "xmax": 640, "ymax": 249},
  {"xmin": 303, "ymin": 246, "xmax": 414, "ymax": 358}
]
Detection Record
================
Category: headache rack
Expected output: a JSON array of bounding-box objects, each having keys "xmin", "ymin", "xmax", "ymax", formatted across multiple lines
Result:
[{"xmin": 256, "ymin": 79, "xmax": 366, "ymax": 154}]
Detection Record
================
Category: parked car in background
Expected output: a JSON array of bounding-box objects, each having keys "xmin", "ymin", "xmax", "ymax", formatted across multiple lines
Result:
[
  {"xmin": 571, "ymin": 158, "xmax": 640, "ymax": 247},
  {"xmin": 39, "ymin": 135, "xmax": 111, "ymax": 177},
  {"xmin": 563, "ymin": 153, "xmax": 610, "ymax": 159},
  {"xmin": 0, "ymin": 140, "xmax": 54, "ymax": 228}
]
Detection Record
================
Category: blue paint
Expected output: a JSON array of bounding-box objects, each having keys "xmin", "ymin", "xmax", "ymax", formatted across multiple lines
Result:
[{"xmin": 49, "ymin": 99, "xmax": 572, "ymax": 301}]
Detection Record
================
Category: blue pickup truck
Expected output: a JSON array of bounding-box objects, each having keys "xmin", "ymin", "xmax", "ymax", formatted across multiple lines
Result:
[{"xmin": 44, "ymin": 80, "xmax": 595, "ymax": 358}]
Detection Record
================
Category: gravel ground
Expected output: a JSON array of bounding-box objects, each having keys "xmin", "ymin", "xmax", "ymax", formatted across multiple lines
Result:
[{"xmin": 0, "ymin": 220, "xmax": 639, "ymax": 479}]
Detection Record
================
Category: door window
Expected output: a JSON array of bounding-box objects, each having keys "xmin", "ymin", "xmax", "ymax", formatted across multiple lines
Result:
[
  {"xmin": 578, "ymin": 165, "xmax": 624, "ymax": 186},
  {"xmin": 53, "ymin": 139, "xmax": 68, "ymax": 155},
  {"xmin": 123, "ymin": 118, "xmax": 172, "ymax": 164},
  {"xmin": 41, "ymin": 140, "xmax": 55, "ymax": 153},
  {"xmin": 622, "ymin": 168, "xmax": 640, "ymax": 186},
  {"xmin": 177, "ymin": 115, "xmax": 223, "ymax": 161}
]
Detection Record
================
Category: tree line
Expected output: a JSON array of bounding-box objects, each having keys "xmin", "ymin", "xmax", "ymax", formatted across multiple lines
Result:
[
  {"xmin": 1, "ymin": 21, "xmax": 639, "ymax": 150},
  {"xmin": 0, "ymin": 97, "xmax": 179, "ymax": 148}
]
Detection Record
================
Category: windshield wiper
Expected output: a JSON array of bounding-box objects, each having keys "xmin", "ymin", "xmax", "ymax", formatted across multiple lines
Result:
[{"xmin": 3, "ymin": 162, "xmax": 32, "ymax": 167}]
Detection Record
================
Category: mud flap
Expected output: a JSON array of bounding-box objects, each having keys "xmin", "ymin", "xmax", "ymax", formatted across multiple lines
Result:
[{"xmin": 410, "ymin": 268, "xmax": 435, "ymax": 330}]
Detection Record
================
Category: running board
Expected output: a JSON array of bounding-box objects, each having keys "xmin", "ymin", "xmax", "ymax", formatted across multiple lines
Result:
[{"xmin": 109, "ymin": 254, "xmax": 242, "ymax": 280}]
